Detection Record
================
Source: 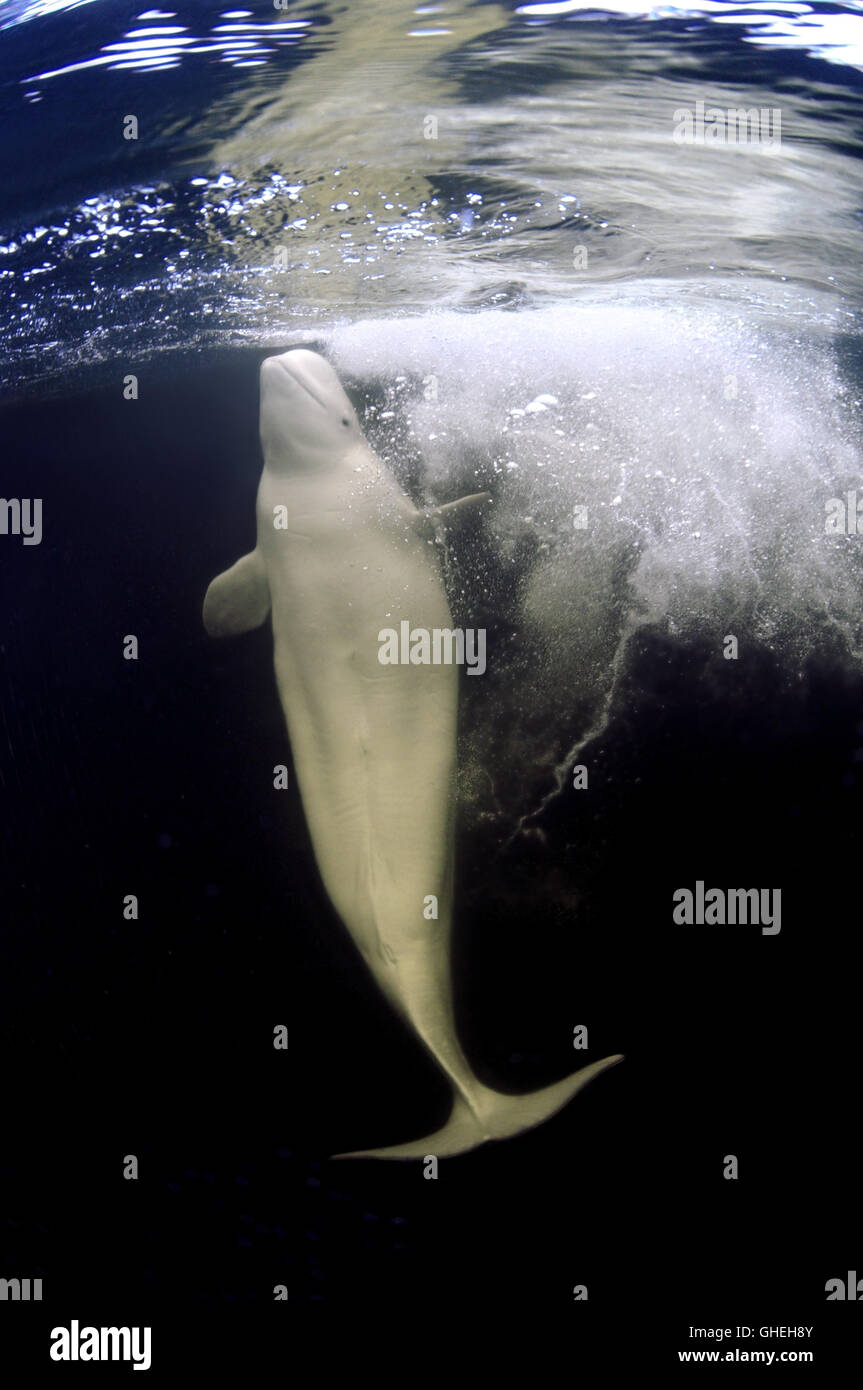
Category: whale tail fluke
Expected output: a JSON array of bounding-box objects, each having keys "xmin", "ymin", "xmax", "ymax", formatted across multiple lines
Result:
[
  {"xmin": 331, "ymin": 1094, "xmax": 486, "ymax": 1161},
  {"xmin": 330, "ymin": 1053, "xmax": 623, "ymax": 1161}
]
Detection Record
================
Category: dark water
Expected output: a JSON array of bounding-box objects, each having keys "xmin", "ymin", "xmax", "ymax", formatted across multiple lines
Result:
[{"xmin": 1, "ymin": 0, "xmax": 862, "ymax": 1365}]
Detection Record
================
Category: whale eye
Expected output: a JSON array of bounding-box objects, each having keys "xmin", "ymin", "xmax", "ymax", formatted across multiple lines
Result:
[{"xmin": 341, "ymin": 416, "xmax": 351, "ymax": 427}]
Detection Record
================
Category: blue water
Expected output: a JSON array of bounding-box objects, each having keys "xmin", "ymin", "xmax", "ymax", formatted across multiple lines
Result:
[{"xmin": 3, "ymin": 0, "xmax": 863, "ymax": 395}]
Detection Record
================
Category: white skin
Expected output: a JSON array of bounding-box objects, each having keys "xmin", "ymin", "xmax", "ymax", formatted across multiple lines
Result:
[
  {"xmin": 205, "ymin": 350, "xmax": 622, "ymax": 1157},
  {"xmin": 257, "ymin": 352, "xmax": 471, "ymax": 1085}
]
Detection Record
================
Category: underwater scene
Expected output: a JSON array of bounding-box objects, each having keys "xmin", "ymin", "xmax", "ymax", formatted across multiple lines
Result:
[{"xmin": 1, "ymin": 0, "xmax": 862, "ymax": 1368}]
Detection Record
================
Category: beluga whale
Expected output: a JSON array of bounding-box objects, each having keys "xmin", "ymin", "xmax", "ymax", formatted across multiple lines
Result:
[{"xmin": 203, "ymin": 348, "xmax": 622, "ymax": 1158}]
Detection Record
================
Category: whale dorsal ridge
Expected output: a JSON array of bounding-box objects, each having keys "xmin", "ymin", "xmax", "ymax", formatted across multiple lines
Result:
[{"xmin": 203, "ymin": 549, "xmax": 271, "ymax": 638}]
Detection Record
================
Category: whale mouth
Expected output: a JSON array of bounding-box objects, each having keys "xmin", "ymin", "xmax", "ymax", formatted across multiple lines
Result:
[{"xmin": 276, "ymin": 356, "xmax": 331, "ymax": 412}]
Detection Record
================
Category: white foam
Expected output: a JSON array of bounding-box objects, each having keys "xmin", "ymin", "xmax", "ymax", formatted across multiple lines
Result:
[{"xmin": 300, "ymin": 304, "xmax": 863, "ymax": 827}]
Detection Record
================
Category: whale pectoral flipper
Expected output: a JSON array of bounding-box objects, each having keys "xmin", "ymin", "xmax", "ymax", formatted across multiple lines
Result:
[
  {"xmin": 429, "ymin": 491, "xmax": 491, "ymax": 521},
  {"xmin": 203, "ymin": 549, "xmax": 271, "ymax": 638},
  {"xmin": 413, "ymin": 491, "xmax": 492, "ymax": 540}
]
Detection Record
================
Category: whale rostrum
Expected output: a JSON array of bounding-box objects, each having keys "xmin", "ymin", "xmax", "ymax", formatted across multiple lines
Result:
[{"xmin": 203, "ymin": 349, "xmax": 622, "ymax": 1158}]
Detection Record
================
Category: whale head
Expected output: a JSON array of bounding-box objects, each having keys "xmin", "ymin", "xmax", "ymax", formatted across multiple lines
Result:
[{"xmin": 259, "ymin": 349, "xmax": 362, "ymax": 472}]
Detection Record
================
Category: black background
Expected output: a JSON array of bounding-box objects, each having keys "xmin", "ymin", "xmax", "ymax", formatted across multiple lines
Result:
[{"xmin": 1, "ymin": 355, "xmax": 860, "ymax": 1369}]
